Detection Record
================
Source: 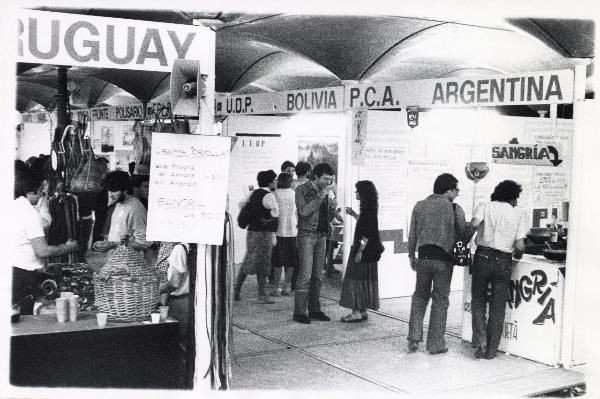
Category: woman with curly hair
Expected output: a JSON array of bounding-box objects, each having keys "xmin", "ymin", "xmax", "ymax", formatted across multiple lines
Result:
[{"xmin": 339, "ymin": 180, "xmax": 384, "ymax": 322}]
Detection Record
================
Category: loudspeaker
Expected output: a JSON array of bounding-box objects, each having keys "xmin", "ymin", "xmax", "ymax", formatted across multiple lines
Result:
[{"xmin": 170, "ymin": 59, "xmax": 206, "ymax": 116}]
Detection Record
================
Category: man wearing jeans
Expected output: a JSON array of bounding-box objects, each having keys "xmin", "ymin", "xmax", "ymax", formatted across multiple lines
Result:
[
  {"xmin": 293, "ymin": 163, "xmax": 336, "ymax": 324},
  {"xmin": 407, "ymin": 173, "xmax": 469, "ymax": 354},
  {"xmin": 469, "ymin": 180, "xmax": 527, "ymax": 359}
]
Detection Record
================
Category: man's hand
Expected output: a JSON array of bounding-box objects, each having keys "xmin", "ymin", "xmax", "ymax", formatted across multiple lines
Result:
[
  {"xmin": 354, "ymin": 250, "xmax": 363, "ymax": 263},
  {"xmin": 65, "ymin": 239, "xmax": 80, "ymax": 251},
  {"xmin": 92, "ymin": 240, "xmax": 116, "ymax": 253},
  {"xmin": 409, "ymin": 256, "xmax": 417, "ymax": 271}
]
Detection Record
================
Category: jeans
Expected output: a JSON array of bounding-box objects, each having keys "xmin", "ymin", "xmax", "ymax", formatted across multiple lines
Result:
[
  {"xmin": 408, "ymin": 258, "xmax": 454, "ymax": 352},
  {"xmin": 471, "ymin": 246, "xmax": 512, "ymax": 357},
  {"xmin": 293, "ymin": 230, "xmax": 327, "ymax": 315},
  {"xmin": 12, "ymin": 267, "xmax": 37, "ymax": 315}
]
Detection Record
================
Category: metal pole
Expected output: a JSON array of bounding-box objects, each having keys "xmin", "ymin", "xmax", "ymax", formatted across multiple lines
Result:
[{"xmin": 56, "ymin": 66, "xmax": 70, "ymax": 138}]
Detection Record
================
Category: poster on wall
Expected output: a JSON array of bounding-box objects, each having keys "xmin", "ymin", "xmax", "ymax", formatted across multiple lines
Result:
[
  {"xmin": 146, "ymin": 134, "xmax": 231, "ymax": 244},
  {"xmin": 117, "ymin": 125, "xmax": 136, "ymax": 151},
  {"xmin": 351, "ymin": 110, "xmax": 368, "ymax": 166},
  {"xmin": 298, "ymin": 139, "xmax": 339, "ymax": 177},
  {"xmin": 100, "ymin": 126, "xmax": 115, "ymax": 153}
]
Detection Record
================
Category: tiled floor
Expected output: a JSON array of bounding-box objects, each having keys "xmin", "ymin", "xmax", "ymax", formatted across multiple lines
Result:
[{"xmin": 230, "ymin": 266, "xmax": 585, "ymax": 395}]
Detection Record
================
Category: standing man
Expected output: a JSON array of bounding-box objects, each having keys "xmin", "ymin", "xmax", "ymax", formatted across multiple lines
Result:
[
  {"xmin": 291, "ymin": 161, "xmax": 311, "ymax": 191},
  {"xmin": 407, "ymin": 173, "xmax": 469, "ymax": 354},
  {"xmin": 293, "ymin": 162, "xmax": 336, "ymax": 324},
  {"xmin": 92, "ymin": 171, "xmax": 149, "ymax": 256},
  {"xmin": 469, "ymin": 180, "xmax": 527, "ymax": 359}
]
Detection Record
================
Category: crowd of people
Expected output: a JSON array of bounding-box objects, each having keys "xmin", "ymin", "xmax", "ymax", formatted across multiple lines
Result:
[
  {"xmin": 14, "ymin": 152, "xmax": 528, "ymax": 359},
  {"xmin": 234, "ymin": 160, "xmax": 385, "ymax": 325},
  {"xmin": 12, "ymin": 157, "xmax": 191, "ymax": 349}
]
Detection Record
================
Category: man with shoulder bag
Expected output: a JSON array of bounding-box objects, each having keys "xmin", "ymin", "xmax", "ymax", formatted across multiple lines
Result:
[{"xmin": 407, "ymin": 173, "xmax": 470, "ymax": 354}]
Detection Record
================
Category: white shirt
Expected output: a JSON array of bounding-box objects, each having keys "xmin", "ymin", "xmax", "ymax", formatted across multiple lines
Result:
[
  {"xmin": 12, "ymin": 196, "xmax": 45, "ymax": 271},
  {"xmin": 474, "ymin": 201, "xmax": 528, "ymax": 253},
  {"xmin": 274, "ymin": 188, "xmax": 298, "ymax": 237},
  {"xmin": 167, "ymin": 243, "xmax": 190, "ymax": 297}
]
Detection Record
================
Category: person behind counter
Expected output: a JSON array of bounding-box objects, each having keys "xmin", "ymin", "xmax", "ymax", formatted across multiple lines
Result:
[
  {"xmin": 12, "ymin": 161, "xmax": 79, "ymax": 314},
  {"xmin": 92, "ymin": 171, "xmax": 149, "ymax": 254},
  {"xmin": 469, "ymin": 180, "xmax": 527, "ymax": 360},
  {"xmin": 132, "ymin": 174, "xmax": 150, "ymax": 209}
]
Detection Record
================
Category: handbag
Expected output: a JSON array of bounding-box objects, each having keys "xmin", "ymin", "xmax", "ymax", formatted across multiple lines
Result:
[
  {"xmin": 70, "ymin": 137, "xmax": 108, "ymax": 193},
  {"xmin": 452, "ymin": 203, "xmax": 471, "ymax": 267}
]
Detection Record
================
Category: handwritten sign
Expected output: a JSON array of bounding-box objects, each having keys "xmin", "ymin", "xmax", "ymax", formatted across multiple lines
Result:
[{"xmin": 146, "ymin": 133, "xmax": 230, "ymax": 244}]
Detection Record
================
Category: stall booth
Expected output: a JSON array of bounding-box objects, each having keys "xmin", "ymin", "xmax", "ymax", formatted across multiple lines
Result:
[
  {"xmin": 217, "ymin": 66, "xmax": 588, "ymax": 368},
  {"xmin": 12, "ymin": 9, "xmax": 225, "ymax": 390}
]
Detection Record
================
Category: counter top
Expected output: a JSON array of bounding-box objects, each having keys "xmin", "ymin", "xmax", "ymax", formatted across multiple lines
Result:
[
  {"xmin": 12, "ymin": 312, "xmax": 178, "ymax": 337},
  {"xmin": 515, "ymin": 254, "xmax": 566, "ymax": 267}
]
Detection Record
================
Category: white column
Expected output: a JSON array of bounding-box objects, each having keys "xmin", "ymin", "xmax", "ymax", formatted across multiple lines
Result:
[{"xmin": 560, "ymin": 62, "xmax": 596, "ymax": 370}]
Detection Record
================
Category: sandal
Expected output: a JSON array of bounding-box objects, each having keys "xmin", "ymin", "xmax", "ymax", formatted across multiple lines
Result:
[{"xmin": 340, "ymin": 313, "xmax": 364, "ymax": 323}]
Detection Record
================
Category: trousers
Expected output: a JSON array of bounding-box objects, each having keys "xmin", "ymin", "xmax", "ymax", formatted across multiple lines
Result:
[
  {"xmin": 293, "ymin": 230, "xmax": 326, "ymax": 316},
  {"xmin": 408, "ymin": 258, "xmax": 454, "ymax": 352},
  {"xmin": 471, "ymin": 246, "xmax": 512, "ymax": 357}
]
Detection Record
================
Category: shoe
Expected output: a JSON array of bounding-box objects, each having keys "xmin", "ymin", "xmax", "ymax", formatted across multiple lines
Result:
[
  {"xmin": 360, "ymin": 311, "xmax": 368, "ymax": 320},
  {"xmin": 281, "ymin": 288, "xmax": 291, "ymax": 296},
  {"xmin": 407, "ymin": 340, "xmax": 419, "ymax": 352},
  {"xmin": 340, "ymin": 313, "xmax": 363, "ymax": 323},
  {"xmin": 293, "ymin": 314, "xmax": 311, "ymax": 324},
  {"xmin": 258, "ymin": 296, "xmax": 276, "ymax": 304},
  {"xmin": 484, "ymin": 352, "xmax": 497, "ymax": 360},
  {"xmin": 270, "ymin": 288, "xmax": 282, "ymax": 297},
  {"xmin": 308, "ymin": 311, "xmax": 331, "ymax": 321},
  {"xmin": 474, "ymin": 346, "xmax": 486, "ymax": 359},
  {"xmin": 428, "ymin": 348, "xmax": 449, "ymax": 355},
  {"xmin": 234, "ymin": 292, "xmax": 241, "ymax": 301}
]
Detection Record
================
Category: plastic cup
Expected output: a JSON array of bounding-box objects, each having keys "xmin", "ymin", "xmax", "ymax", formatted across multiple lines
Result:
[
  {"xmin": 55, "ymin": 298, "xmax": 68, "ymax": 323},
  {"xmin": 68, "ymin": 295, "xmax": 79, "ymax": 321},
  {"xmin": 159, "ymin": 306, "xmax": 169, "ymax": 321},
  {"xmin": 151, "ymin": 313, "xmax": 160, "ymax": 324},
  {"xmin": 96, "ymin": 312, "xmax": 108, "ymax": 328}
]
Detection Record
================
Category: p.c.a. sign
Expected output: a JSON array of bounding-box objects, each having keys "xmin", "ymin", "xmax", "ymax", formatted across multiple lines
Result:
[
  {"xmin": 492, "ymin": 144, "xmax": 563, "ymax": 167},
  {"xmin": 17, "ymin": 9, "xmax": 212, "ymax": 72}
]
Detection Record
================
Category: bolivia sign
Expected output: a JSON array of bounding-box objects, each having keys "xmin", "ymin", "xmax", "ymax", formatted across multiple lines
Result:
[
  {"xmin": 215, "ymin": 86, "xmax": 344, "ymax": 115},
  {"xmin": 491, "ymin": 144, "xmax": 563, "ymax": 167},
  {"xmin": 146, "ymin": 134, "xmax": 231, "ymax": 244},
  {"xmin": 17, "ymin": 9, "xmax": 212, "ymax": 72}
]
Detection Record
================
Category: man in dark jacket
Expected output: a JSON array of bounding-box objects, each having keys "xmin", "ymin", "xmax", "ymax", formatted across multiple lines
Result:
[
  {"xmin": 292, "ymin": 163, "xmax": 336, "ymax": 324},
  {"xmin": 407, "ymin": 173, "xmax": 469, "ymax": 354}
]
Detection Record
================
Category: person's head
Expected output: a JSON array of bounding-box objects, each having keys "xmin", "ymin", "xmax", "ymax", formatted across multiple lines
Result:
[
  {"xmin": 355, "ymin": 180, "xmax": 378, "ymax": 211},
  {"xmin": 103, "ymin": 170, "xmax": 132, "ymax": 203},
  {"xmin": 131, "ymin": 174, "xmax": 150, "ymax": 200},
  {"xmin": 276, "ymin": 172, "xmax": 293, "ymax": 189},
  {"xmin": 257, "ymin": 170, "xmax": 277, "ymax": 190},
  {"xmin": 491, "ymin": 180, "xmax": 522, "ymax": 206},
  {"xmin": 295, "ymin": 161, "xmax": 312, "ymax": 179},
  {"xmin": 312, "ymin": 162, "xmax": 335, "ymax": 190},
  {"xmin": 433, "ymin": 173, "xmax": 459, "ymax": 201},
  {"xmin": 14, "ymin": 162, "xmax": 44, "ymax": 204},
  {"xmin": 280, "ymin": 160, "xmax": 295, "ymax": 176}
]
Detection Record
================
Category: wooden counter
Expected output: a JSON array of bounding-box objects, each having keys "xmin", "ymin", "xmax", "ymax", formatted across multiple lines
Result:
[{"xmin": 10, "ymin": 312, "xmax": 182, "ymax": 388}]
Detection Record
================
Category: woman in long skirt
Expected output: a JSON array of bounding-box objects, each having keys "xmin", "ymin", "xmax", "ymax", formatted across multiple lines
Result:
[{"xmin": 340, "ymin": 180, "xmax": 384, "ymax": 322}]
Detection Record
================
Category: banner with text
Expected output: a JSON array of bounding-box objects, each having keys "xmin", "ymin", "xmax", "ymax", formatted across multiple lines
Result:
[
  {"xmin": 215, "ymin": 86, "xmax": 345, "ymax": 116},
  {"xmin": 492, "ymin": 143, "xmax": 564, "ymax": 167},
  {"xmin": 345, "ymin": 70, "xmax": 574, "ymax": 109},
  {"xmin": 17, "ymin": 9, "xmax": 211, "ymax": 71},
  {"xmin": 146, "ymin": 133, "xmax": 230, "ymax": 244},
  {"xmin": 74, "ymin": 101, "xmax": 173, "ymax": 121}
]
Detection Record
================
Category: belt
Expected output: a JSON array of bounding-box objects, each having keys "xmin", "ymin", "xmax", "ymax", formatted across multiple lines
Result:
[{"xmin": 477, "ymin": 246, "xmax": 512, "ymax": 257}]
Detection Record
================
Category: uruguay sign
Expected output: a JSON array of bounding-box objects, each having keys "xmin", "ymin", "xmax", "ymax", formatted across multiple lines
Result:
[
  {"xmin": 492, "ymin": 144, "xmax": 563, "ymax": 167},
  {"xmin": 17, "ymin": 9, "xmax": 212, "ymax": 72}
]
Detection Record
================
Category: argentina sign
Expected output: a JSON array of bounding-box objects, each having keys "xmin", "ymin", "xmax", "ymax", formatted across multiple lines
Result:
[
  {"xmin": 17, "ymin": 9, "xmax": 212, "ymax": 72},
  {"xmin": 491, "ymin": 144, "xmax": 563, "ymax": 167}
]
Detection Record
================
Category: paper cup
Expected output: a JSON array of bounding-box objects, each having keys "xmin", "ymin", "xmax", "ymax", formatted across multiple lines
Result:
[
  {"xmin": 159, "ymin": 306, "xmax": 169, "ymax": 321},
  {"xmin": 68, "ymin": 295, "xmax": 79, "ymax": 321},
  {"xmin": 151, "ymin": 313, "xmax": 160, "ymax": 324},
  {"xmin": 96, "ymin": 312, "xmax": 108, "ymax": 328},
  {"xmin": 55, "ymin": 298, "xmax": 68, "ymax": 323}
]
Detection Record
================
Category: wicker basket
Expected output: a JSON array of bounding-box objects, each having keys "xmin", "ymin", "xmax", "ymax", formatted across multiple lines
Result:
[{"xmin": 93, "ymin": 237, "xmax": 159, "ymax": 322}]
